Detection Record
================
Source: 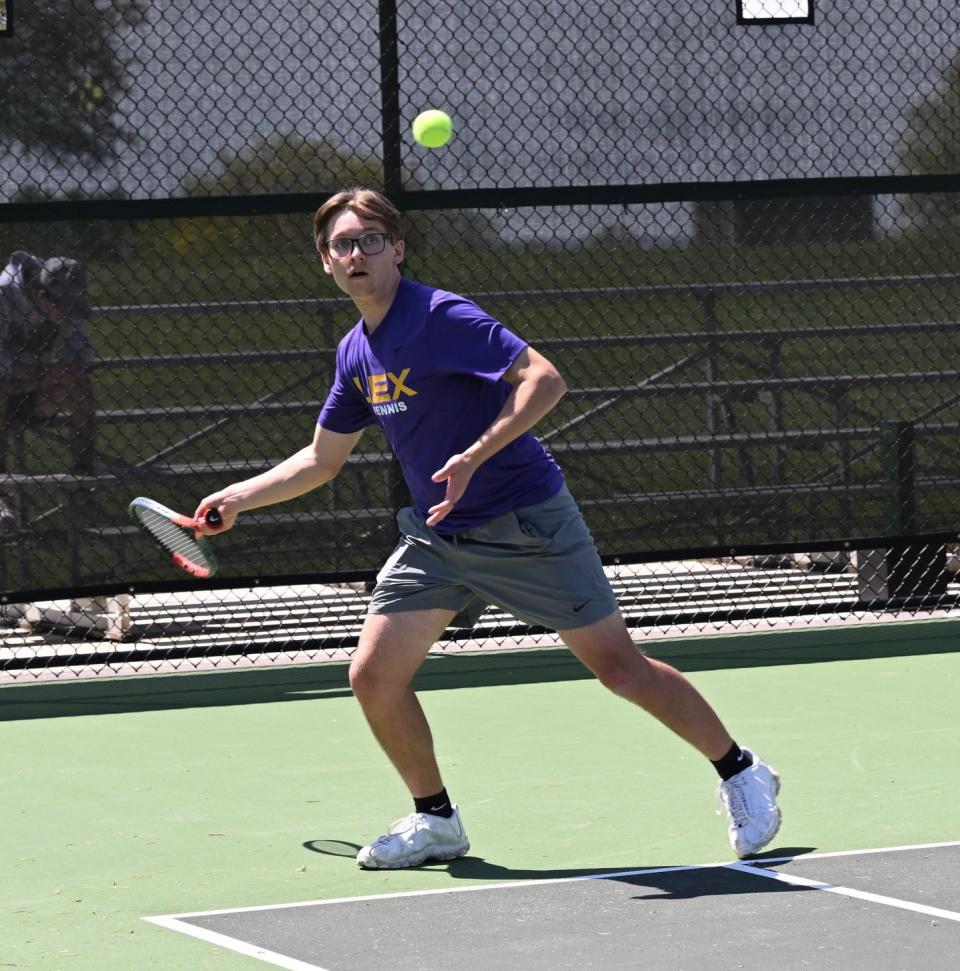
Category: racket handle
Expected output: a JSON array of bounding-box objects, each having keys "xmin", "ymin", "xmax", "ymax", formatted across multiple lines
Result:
[{"xmin": 205, "ymin": 508, "xmax": 224, "ymax": 529}]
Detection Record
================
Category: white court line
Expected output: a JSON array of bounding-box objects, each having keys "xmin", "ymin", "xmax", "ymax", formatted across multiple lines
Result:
[
  {"xmin": 142, "ymin": 862, "xmax": 721, "ymax": 971},
  {"xmin": 147, "ymin": 839, "xmax": 960, "ymax": 919},
  {"xmin": 144, "ymin": 840, "xmax": 960, "ymax": 968},
  {"xmin": 727, "ymin": 860, "xmax": 960, "ymax": 924},
  {"xmin": 147, "ymin": 861, "xmax": 707, "ymax": 920},
  {"xmin": 741, "ymin": 838, "xmax": 960, "ymax": 866},
  {"xmin": 143, "ymin": 914, "xmax": 330, "ymax": 971}
]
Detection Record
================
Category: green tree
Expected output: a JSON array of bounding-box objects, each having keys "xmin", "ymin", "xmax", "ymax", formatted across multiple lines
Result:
[
  {"xmin": 0, "ymin": 0, "xmax": 147, "ymax": 162},
  {"xmin": 178, "ymin": 132, "xmax": 386, "ymax": 198},
  {"xmin": 167, "ymin": 133, "xmax": 382, "ymax": 269},
  {"xmin": 897, "ymin": 52, "xmax": 960, "ymax": 230},
  {"xmin": 174, "ymin": 132, "xmax": 498, "ymax": 260}
]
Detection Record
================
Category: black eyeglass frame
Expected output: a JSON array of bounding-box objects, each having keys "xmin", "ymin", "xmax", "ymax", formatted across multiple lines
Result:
[{"xmin": 322, "ymin": 233, "xmax": 394, "ymax": 260}]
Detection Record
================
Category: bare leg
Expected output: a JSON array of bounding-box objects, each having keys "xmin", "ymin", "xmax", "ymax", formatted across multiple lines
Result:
[
  {"xmin": 349, "ymin": 608, "xmax": 457, "ymax": 797},
  {"xmin": 560, "ymin": 611, "xmax": 733, "ymax": 760}
]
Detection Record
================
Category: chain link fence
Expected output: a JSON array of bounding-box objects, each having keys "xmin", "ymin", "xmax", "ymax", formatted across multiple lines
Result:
[{"xmin": 2, "ymin": 0, "xmax": 960, "ymax": 675}]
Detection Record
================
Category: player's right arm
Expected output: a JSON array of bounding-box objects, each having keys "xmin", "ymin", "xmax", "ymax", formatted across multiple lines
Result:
[{"xmin": 194, "ymin": 424, "xmax": 363, "ymax": 531}]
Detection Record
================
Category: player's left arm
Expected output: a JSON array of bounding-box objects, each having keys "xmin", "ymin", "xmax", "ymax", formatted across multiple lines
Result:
[{"xmin": 427, "ymin": 346, "xmax": 566, "ymax": 526}]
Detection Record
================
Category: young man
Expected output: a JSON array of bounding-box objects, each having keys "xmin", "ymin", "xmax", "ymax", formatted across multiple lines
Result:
[
  {"xmin": 0, "ymin": 251, "xmax": 98, "ymax": 475},
  {"xmin": 195, "ymin": 187, "xmax": 782, "ymax": 868}
]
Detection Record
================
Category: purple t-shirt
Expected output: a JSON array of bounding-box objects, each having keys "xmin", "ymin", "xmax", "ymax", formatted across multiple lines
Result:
[{"xmin": 318, "ymin": 278, "xmax": 564, "ymax": 534}]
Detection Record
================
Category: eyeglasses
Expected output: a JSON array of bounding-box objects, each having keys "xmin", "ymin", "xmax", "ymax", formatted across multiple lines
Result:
[{"xmin": 323, "ymin": 233, "xmax": 393, "ymax": 260}]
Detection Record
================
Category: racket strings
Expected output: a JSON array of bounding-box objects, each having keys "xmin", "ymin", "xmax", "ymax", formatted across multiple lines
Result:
[{"xmin": 137, "ymin": 509, "xmax": 212, "ymax": 569}]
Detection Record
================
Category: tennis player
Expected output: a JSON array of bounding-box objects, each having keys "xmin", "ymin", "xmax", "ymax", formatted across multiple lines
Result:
[{"xmin": 195, "ymin": 187, "xmax": 782, "ymax": 868}]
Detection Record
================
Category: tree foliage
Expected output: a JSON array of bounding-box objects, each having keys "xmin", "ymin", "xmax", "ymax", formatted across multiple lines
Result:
[
  {"xmin": 176, "ymin": 132, "xmax": 498, "ymax": 255},
  {"xmin": 178, "ymin": 132, "xmax": 388, "ymax": 198},
  {"xmin": 897, "ymin": 52, "xmax": 960, "ymax": 229},
  {"xmin": 0, "ymin": 0, "xmax": 147, "ymax": 162}
]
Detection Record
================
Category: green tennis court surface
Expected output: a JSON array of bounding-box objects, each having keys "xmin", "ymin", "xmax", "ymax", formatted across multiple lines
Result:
[{"xmin": 4, "ymin": 619, "xmax": 959, "ymax": 969}]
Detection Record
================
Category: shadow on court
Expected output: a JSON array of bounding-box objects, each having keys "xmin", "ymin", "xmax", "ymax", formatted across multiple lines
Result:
[
  {"xmin": 152, "ymin": 844, "xmax": 960, "ymax": 971},
  {"xmin": 4, "ymin": 617, "xmax": 959, "ymax": 721},
  {"xmin": 303, "ymin": 837, "xmax": 819, "ymax": 886}
]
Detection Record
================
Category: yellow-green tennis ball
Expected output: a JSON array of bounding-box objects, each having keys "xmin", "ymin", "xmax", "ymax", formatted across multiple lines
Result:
[{"xmin": 412, "ymin": 110, "xmax": 453, "ymax": 148}]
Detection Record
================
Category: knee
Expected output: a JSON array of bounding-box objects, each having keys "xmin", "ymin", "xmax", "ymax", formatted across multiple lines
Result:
[
  {"xmin": 592, "ymin": 650, "xmax": 657, "ymax": 700},
  {"xmin": 348, "ymin": 654, "xmax": 400, "ymax": 703},
  {"xmin": 348, "ymin": 657, "xmax": 375, "ymax": 698}
]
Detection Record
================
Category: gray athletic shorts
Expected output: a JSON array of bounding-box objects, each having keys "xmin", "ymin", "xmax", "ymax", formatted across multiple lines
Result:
[{"xmin": 368, "ymin": 485, "xmax": 619, "ymax": 631}]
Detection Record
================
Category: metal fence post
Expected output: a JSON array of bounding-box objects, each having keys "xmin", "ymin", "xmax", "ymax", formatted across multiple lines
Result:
[
  {"xmin": 881, "ymin": 419, "xmax": 915, "ymax": 534},
  {"xmin": 858, "ymin": 419, "xmax": 947, "ymax": 603},
  {"xmin": 378, "ymin": 0, "xmax": 403, "ymax": 197}
]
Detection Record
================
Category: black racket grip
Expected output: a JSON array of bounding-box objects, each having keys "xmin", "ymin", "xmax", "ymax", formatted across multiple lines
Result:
[{"xmin": 204, "ymin": 508, "xmax": 224, "ymax": 529}]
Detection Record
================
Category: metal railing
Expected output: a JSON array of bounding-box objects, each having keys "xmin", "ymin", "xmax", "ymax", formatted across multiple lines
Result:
[{"xmin": 2, "ymin": 273, "xmax": 959, "ymax": 599}]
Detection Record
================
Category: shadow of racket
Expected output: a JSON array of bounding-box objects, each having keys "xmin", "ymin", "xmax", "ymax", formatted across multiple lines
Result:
[{"xmin": 303, "ymin": 839, "xmax": 362, "ymax": 858}]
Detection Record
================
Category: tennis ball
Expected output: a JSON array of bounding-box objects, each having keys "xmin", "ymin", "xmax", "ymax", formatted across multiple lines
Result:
[{"xmin": 412, "ymin": 110, "xmax": 453, "ymax": 148}]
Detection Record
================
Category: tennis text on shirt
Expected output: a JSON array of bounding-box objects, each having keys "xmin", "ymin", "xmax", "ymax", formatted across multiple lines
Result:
[
  {"xmin": 318, "ymin": 278, "xmax": 564, "ymax": 534},
  {"xmin": 351, "ymin": 368, "xmax": 416, "ymax": 414}
]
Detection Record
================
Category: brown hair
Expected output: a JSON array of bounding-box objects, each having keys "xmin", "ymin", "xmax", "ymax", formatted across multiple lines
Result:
[{"xmin": 313, "ymin": 187, "xmax": 404, "ymax": 252}]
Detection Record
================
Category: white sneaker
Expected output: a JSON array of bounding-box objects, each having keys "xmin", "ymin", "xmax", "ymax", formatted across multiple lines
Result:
[
  {"xmin": 356, "ymin": 806, "xmax": 470, "ymax": 869},
  {"xmin": 717, "ymin": 750, "xmax": 782, "ymax": 858}
]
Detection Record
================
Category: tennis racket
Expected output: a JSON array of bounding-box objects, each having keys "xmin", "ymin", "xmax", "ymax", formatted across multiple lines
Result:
[{"xmin": 129, "ymin": 496, "xmax": 224, "ymax": 578}]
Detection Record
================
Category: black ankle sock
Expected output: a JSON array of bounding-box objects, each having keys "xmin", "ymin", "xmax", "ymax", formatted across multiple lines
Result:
[
  {"xmin": 711, "ymin": 743, "xmax": 752, "ymax": 781},
  {"xmin": 414, "ymin": 789, "xmax": 454, "ymax": 818}
]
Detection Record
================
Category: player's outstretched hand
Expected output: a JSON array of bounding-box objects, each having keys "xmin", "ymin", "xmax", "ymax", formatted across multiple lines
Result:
[{"xmin": 427, "ymin": 453, "xmax": 477, "ymax": 527}]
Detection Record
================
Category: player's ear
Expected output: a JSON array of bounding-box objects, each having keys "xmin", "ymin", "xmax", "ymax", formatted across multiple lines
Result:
[
  {"xmin": 393, "ymin": 239, "xmax": 405, "ymax": 266},
  {"xmin": 318, "ymin": 249, "xmax": 334, "ymax": 276}
]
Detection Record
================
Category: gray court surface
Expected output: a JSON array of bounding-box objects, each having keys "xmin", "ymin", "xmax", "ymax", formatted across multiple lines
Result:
[{"xmin": 147, "ymin": 842, "xmax": 960, "ymax": 970}]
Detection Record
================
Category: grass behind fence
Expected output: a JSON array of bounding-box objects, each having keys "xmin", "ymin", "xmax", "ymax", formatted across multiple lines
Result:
[{"xmin": 3, "ymin": 213, "xmax": 960, "ymax": 589}]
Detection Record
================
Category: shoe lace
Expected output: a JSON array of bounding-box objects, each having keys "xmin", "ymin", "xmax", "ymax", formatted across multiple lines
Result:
[
  {"xmin": 716, "ymin": 775, "xmax": 751, "ymax": 826},
  {"xmin": 371, "ymin": 812, "xmax": 424, "ymax": 847}
]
